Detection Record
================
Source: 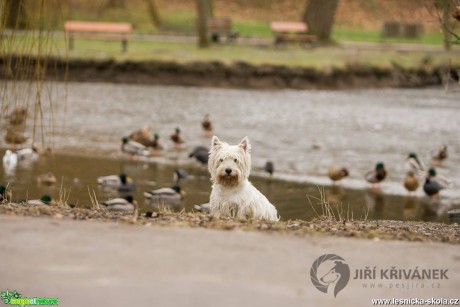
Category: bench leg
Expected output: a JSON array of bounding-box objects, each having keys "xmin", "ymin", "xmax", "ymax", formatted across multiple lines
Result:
[
  {"xmin": 122, "ymin": 40, "xmax": 128, "ymax": 53},
  {"xmin": 274, "ymin": 36, "xmax": 284, "ymax": 46},
  {"xmin": 211, "ymin": 33, "xmax": 220, "ymax": 43},
  {"xmin": 69, "ymin": 35, "xmax": 74, "ymax": 51}
]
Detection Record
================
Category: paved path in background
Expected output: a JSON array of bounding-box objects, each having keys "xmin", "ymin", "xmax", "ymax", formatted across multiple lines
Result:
[
  {"xmin": 7, "ymin": 30, "xmax": 460, "ymax": 53},
  {"xmin": 0, "ymin": 215, "xmax": 458, "ymax": 307},
  {"xmin": 133, "ymin": 33, "xmax": 460, "ymax": 53}
]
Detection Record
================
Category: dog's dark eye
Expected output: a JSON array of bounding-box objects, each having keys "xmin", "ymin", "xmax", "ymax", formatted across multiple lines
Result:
[
  {"xmin": 234, "ymin": 159, "xmax": 237, "ymax": 163},
  {"xmin": 220, "ymin": 158, "xmax": 223, "ymax": 162}
]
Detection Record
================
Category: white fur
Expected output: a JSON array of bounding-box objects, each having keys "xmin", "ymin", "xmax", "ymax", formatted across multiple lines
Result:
[{"xmin": 208, "ymin": 136, "xmax": 279, "ymax": 221}]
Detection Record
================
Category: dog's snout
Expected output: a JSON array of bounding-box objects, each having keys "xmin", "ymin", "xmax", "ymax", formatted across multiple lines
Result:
[{"xmin": 225, "ymin": 168, "xmax": 232, "ymax": 175}]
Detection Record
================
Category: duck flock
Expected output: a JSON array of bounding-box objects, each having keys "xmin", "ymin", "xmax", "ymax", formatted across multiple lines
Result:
[
  {"xmin": 0, "ymin": 106, "xmax": 454, "ymax": 215},
  {"xmin": 1, "ymin": 111, "xmax": 214, "ymax": 211},
  {"xmin": 327, "ymin": 146, "xmax": 452, "ymax": 198}
]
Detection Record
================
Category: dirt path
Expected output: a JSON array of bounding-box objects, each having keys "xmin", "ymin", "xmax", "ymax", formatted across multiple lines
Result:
[{"xmin": 0, "ymin": 215, "xmax": 458, "ymax": 307}]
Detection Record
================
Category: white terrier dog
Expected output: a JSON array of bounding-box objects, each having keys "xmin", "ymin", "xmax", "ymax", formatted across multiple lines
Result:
[{"xmin": 208, "ymin": 136, "xmax": 279, "ymax": 221}]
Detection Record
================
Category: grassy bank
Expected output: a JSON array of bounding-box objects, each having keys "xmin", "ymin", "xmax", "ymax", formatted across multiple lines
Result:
[{"xmin": 3, "ymin": 32, "xmax": 460, "ymax": 70}]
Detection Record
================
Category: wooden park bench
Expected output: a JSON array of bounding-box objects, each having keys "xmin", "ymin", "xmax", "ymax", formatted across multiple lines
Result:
[
  {"xmin": 208, "ymin": 18, "xmax": 239, "ymax": 43},
  {"xmin": 381, "ymin": 21, "xmax": 423, "ymax": 39},
  {"xmin": 64, "ymin": 21, "xmax": 133, "ymax": 52},
  {"xmin": 269, "ymin": 21, "xmax": 317, "ymax": 47}
]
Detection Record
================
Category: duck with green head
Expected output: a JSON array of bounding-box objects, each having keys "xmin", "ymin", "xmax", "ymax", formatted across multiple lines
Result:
[
  {"xmin": 144, "ymin": 170, "xmax": 186, "ymax": 209},
  {"xmin": 97, "ymin": 173, "xmax": 135, "ymax": 191},
  {"xmin": 406, "ymin": 152, "xmax": 425, "ymax": 179},
  {"xmin": 365, "ymin": 162, "xmax": 387, "ymax": 186},
  {"xmin": 121, "ymin": 136, "xmax": 150, "ymax": 157},
  {"xmin": 423, "ymin": 167, "xmax": 452, "ymax": 198},
  {"xmin": 24, "ymin": 195, "xmax": 52, "ymax": 206},
  {"xmin": 170, "ymin": 128, "xmax": 186, "ymax": 150},
  {"xmin": 143, "ymin": 184, "xmax": 185, "ymax": 209},
  {"xmin": 151, "ymin": 133, "xmax": 163, "ymax": 150},
  {"xmin": 101, "ymin": 195, "xmax": 136, "ymax": 211},
  {"xmin": 149, "ymin": 133, "xmax": 164, "ymax": 156}
]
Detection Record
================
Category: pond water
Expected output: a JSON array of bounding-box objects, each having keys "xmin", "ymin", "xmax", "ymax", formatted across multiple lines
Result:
[{"xmin": 1, "ymin": 82, "xmax": 459, "ymax": 222}]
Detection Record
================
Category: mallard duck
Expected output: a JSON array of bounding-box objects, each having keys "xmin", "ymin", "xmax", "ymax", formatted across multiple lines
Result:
[
  {"xmin": 37, "ymin": 172, "xmax": 57, "ymax": 185},
  {"xmin": 403, "ymin": 171, "xmax": 419, "ymax": 192},
  {"xmin": 189, "ymin": 146, "xmax": 209, "ymax": 165},
  {"xmin": 423, "ymin": 167, "xmax": 451, "ymax": 198},
  {"xmin": 135, "ymin": 133, "xmax": 164, "ymax": 156},
  {"xmin": 406, "ymin": 152, "xmax": 425, "ymax": 178},
  {"xmin": 121, "ymin": 136, "xmax": 150, "ymax": 157},
  {"xmin": 365, "ymin": 162, "xmax": 387, "ymax": 185},
  {"xmin": 327, "ymin": 166, "xmax": 349, "ymax": 182},
  {"xmin": 264, "ymin": 161, "xmax": 275, "ymax": 177},
  {"xmin": 201, "ymin": 114, "xmax": 213, "ymax": 137},
  {"xmin": 2, "ymin": 150, "xmax": 18, "ymax": 169},
  {"xmin": 129, "ymin": 125, "xmax": 152, "ymax": 147},
  {"xmin": 201, "ymin": 114, "xmax": 213, "ymax": 132},
  {"xmin": 0, "ymin": 185, "xmax": 12, "ymax": 203},
  {"xmin": 173, "ymin": 169, "xmax": 187, "ymax": 184},
  {"xmin": 144, "ymin": 169, "xmax": 187, "ymax": 203},
  {"xmin": 423, "ymin": 177, "xmax": 443, "ymax": 198},
  {"xmin": 143, "ymin": 184, "xmax": 185, "ymax": 202},
  {"xmin": 101, "ymin": 195, "xmax": 136, "ymax": 211},
  {"xmin": 150, "ymin": 133, "xmax": 164, "ymax": 150},
  {"xmin": 25, "ymin": 195, "xmax": 52, "ymax": 206},
  {"xmin": 97, "ymin": 173, "xmax": 135, "ymax": 191},
  {"xmin": 170, "ymin": 128, "xmax": 186, "ymax": 150},
  {"xmin": 431, "ymin": 145, "xmax": 447, "ymax": 166},
  {"xmin": 194, "ymin": 203, "xmax": 210, "ymax": 212}
]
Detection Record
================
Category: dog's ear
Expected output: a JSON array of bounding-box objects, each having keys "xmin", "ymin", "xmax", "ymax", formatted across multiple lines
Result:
[
  {"xmin": 211, "ymin": 136, "xmax": 221, "ymax": 148},
  {"xmin": 239, "ymin": 136, "xmax": 251, "ymax": 153}
]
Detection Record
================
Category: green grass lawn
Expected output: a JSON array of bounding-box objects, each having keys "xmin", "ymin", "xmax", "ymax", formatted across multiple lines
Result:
[
  {"xmin": 2, "ymin": 31, "xmax": 459, "ymax": 70},
  {"xmin": 332, "ymin": 27, "xmax": 445, "ymax": 45}
]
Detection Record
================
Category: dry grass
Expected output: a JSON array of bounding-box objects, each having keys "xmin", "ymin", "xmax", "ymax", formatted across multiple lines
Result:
[
  {"xmin": 0, "ymin": 202, "xmax": 458, "ymax": 244},
  {"xmin": 307, "ymin": 186, "xmax": 369, "ymax": 222}
]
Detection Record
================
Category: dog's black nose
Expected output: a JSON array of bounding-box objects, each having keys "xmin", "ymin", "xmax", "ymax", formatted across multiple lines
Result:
[{"xmin": 225, "ymin": 168, "xmax": 232, "ymax": 175}]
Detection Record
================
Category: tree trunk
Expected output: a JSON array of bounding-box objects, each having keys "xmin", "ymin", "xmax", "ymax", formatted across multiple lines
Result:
[
  {"xmin": 2, "ymin": 0, "xmax": 27, "ymax": 30},
  {"xmin": 196, "ymin": 0, "xmax": 210, "ymax": 48},
  {"xmin": 435, "ymin": 0, "xmax": 455, "ymax": 50},
  {"xmin": 303, "ymin": 0, "xmax": 339, "ymax": 42},
  {"xmin": 145, "ymin": 0, "xmax": 162, "ymax": 28},
  {"xmin": 207, "ymin": 0, "xmax": 214, "ymax": 18}
]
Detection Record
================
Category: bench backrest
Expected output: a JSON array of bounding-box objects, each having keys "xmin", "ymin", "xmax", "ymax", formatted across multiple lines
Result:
[
  {"xmin": 208, "ymin": 18, "xmax": 232, "ymax": 30},
  {"xmin": 64, "ymin": 21, "xmax": 132, "ymax": 34},
  {"xmin": 270, "ymin": 21, "xmax": 307, "ymax": 33}
]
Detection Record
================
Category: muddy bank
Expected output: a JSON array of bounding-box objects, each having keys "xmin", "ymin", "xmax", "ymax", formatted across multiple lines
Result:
[
  {"xmin": 1, "ymin": 203, "xmax": 458, "ymax": 244},
  {"xmin": 1, "ymin": 55, "xmax": 458, "ymax": 89}
]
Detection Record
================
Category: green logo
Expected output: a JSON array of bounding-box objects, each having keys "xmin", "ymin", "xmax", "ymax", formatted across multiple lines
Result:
[{"xmin": 1, "ymin": 290, "xmax": 58, "ymax": 306}]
